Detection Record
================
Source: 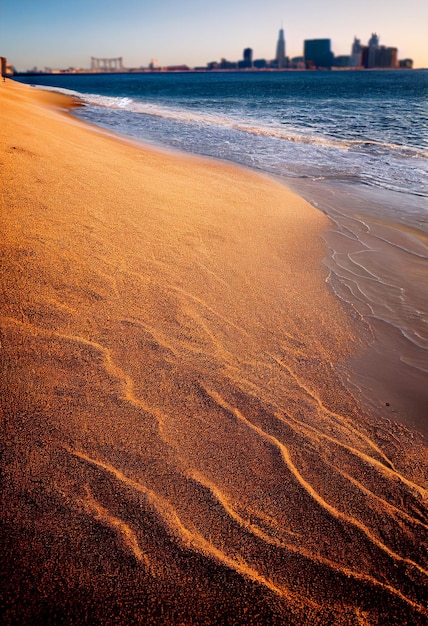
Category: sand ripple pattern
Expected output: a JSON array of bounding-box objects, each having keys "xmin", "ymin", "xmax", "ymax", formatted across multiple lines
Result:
[{"xmin": 1, "ymin": 83, "xmax": 427, "ymax": 625}]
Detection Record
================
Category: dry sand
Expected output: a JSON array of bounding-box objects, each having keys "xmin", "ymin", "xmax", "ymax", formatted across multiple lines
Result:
[{"xmin": 1, "ymin": 79, "xmax": 427, "ymax": 625}]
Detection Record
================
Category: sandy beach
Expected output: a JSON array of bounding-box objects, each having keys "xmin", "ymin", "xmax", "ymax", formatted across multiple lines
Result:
[{"xmin": 1, "ymin": 79, "xmax": 427, "ymax": 624}]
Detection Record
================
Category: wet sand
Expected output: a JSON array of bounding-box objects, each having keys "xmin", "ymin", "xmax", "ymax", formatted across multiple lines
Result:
[
  {"xmin": 288, "ymin": 178, "xmax": 428, "ymax": 438},
  {"xmin": 1, "ymin": 80, "xmax": 427, "ymax": 625}
]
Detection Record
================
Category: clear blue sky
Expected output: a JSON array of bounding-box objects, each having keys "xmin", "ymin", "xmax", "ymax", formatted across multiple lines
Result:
[{"xmin": 1, "ymin": 0, "xmax": 427, "ymax": 71}]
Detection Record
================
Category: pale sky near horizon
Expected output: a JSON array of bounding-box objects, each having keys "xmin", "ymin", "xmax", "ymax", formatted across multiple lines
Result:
[{"xmin": 1, "ymin": 0, "xmax": 427, "ymax": 71}]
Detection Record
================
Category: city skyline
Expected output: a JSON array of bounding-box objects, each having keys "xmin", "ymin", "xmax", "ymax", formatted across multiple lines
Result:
[{"xmin": 1, "ymin": 0, "xmax": 427, "ymax": 71}]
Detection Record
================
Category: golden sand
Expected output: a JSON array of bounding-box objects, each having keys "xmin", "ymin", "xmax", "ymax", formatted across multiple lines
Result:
[{"xmin": 1, "ymin": 80, "xmax": 426, "ymax": 624}]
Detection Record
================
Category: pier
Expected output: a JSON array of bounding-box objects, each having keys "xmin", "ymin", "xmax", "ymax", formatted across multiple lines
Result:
[{"xmin": 90, "ymin": 57, "xmax": 124, "ymax": 71}]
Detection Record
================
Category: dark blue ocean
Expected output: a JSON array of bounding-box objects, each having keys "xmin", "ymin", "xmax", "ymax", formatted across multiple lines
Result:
[{"xmin": 15, "ymin": 71, "xmax": 428, "ymax": 426}]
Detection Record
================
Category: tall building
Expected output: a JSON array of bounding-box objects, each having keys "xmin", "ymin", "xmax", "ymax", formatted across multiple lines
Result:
[
  {"xmin": 244, "ymin": 48, "xmax": 253, "ymax": 67},
  {"xmin": 359, "ymin": 34, "xmax": 397, "ymax": 69},
  {"xmin": 368, "ymin": 33, "xmax": 379, "ymax": 68},
  {"xmin": 276, "ymin": 28, "xmax": 286, "ymax": 68},
  {"xmin": 375, "ymin": 46, "xmax": 398, "ymax": 68},
  {"xmin": 361, "ymin": 46, "xmax": 369, "ymax": 68},
  {"xmin": 238, "ymin": 48, "xmax": 253, "ymax": 69},
  {"xmin": 304, "ymin": 39, "xmax": 333, "ymax": 69},
  {"xmin": 350, "ymin": 37, "xmax": 362, "ymax": 67}
]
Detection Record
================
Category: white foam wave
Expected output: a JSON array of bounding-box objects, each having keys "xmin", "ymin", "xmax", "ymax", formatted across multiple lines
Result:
[
  {"xmin": 32, "ymin": 85, "xmax": 428, "ymax": 160},
  {"xmin": 76, "ymin": 92, "xmax": 428, "ymax": 158}
]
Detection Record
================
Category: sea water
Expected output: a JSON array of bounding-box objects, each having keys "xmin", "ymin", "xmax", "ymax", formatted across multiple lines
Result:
[
  {"xmin": 17, "ymin": 71, "xmax": 427, "ymax": 198},
  {"xmin": 15, "ymin": 70, "xmax": 428, "ymax": 432}
]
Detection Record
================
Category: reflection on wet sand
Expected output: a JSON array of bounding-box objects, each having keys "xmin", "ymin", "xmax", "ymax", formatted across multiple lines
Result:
[{"xmin": 289, "ymin": 178, "xmax": 428, "ymax": 437}]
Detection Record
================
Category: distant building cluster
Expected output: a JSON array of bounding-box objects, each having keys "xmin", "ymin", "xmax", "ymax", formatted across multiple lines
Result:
[
  {"xmin": 3, "ymin": 28, "xmax": 414, "ymax": 76},
  {"xmin": 205, "ymin": 30, "xmax": 412, "ymax": 72},
  {"xmin": 90, "ymin": 56, "xmax": 124, "ymax": 71},
  {"xmin": 348, "ymin": 34, "xmax": 412, "ymax": 69}
]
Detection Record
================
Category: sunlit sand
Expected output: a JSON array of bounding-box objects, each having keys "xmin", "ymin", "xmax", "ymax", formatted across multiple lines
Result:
[{"xmin": 1, "ymin": 80, "xmax": 426, "ymax": 624}]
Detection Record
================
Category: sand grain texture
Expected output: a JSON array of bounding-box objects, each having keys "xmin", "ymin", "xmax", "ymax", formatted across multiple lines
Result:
[{"xmin": 1, "ymin": 80, "xmax": 427, "ymax": 625}]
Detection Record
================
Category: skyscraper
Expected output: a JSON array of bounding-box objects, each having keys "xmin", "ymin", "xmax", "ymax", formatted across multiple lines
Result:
[
  {"xmin": 304, "ymin": 39, "xmax": 334, "ymax": 69},
  {"xmin": 238, "ymin": 48, "xmax": 253, "ymax": 69},
  {"xmin": 243, "ymin": 48, "xmax": 253, "ymax": 67},
  {"xmin": 350, "ymin": 37, "xmax": 362, "ymax": 67},
  {"xmin": 376, "ymin": 46, "xmax": 398, "ymax": 68},
  {"xmin": 368, "ymin": 33, "xmax": 379, "ymax": 68},
  {"xmin": 276, "ymin": 28, "xmax": 286, "ymax": 68}
]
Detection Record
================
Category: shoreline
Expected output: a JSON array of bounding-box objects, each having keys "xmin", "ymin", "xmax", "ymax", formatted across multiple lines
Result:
[
  {"xmin": 1, "ymin": 78, "xmax": 427, "ymax": 624},
  {"xmin": 59, "ymin": 75, "xmax": 428, "ymax": 438}
]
